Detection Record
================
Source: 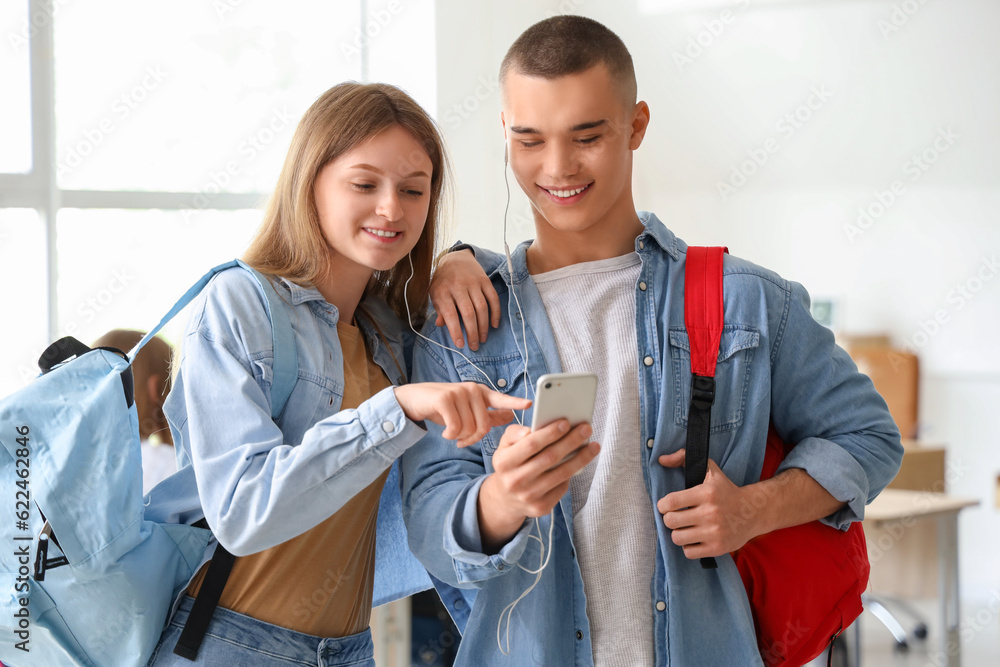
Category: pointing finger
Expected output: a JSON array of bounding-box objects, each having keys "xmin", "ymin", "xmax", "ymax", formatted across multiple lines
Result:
[{"xmin": 480, "ymin": 387, "xmax": 532, "ymax": 410}]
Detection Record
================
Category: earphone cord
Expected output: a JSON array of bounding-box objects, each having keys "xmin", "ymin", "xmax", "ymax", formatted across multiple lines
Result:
[
  {"xmin": 404, "ymin": 254, "xmax": 514, "ymax": 406},
  {"xmin": 502, "ymin": 144, "xmax": 534, "ymax": 409},
  {"xmin": 497, "ymin": 509, "xmax": 555, "ymax": 655},
  {"xmin": 495, "ymin": 146, "xmax": 553, "ymax": 655},
  {"xmin": 401, "ymin": 143, "xmax": 555, "ymax": 657}
]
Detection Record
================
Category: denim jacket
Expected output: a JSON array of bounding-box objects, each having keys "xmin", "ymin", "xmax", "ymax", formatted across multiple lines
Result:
[
  {"xmin": 163, "ymin": 266, "xmax": 435, "ymax": 609},
  {"xmin": 400, "ymin": 212, "xmax": 903, "ymax": 666}
]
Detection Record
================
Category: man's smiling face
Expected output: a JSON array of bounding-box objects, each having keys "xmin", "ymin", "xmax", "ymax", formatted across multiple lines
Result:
[{"xmin": 501, "ymin": 63, "xmax": 647, "ymax": 247}]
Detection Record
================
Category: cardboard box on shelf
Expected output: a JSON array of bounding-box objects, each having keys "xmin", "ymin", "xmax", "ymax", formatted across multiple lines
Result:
[
  {"xmin": 844, "ymin": 336, "xmax": 919, "ymax": 440},
  {"xmin": 888, "ymin": 441, "xmax": 946, "ymax": 492}
]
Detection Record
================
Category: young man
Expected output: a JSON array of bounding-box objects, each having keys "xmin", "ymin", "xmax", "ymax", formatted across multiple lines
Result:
[{"xmin": 402, "ymin": 15, "xmax": 902, "ymax": 666}]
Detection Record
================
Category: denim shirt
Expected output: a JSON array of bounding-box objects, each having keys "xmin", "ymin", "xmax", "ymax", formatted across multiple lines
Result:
[
  {"xmin": 163, "ymin": 266, "xmax": 434, "ymax": 609},
  {"xmin": 400, "ymin": 212, "xmax": 903, "ymax": 666}
]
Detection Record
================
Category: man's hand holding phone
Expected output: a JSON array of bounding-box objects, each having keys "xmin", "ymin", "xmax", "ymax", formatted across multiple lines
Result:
[
  {"xmin": 476, "ymin": 373, "xmax": 601, "ymax": 554},
  {"xmin": 477, "ymin": 420, "xmax": 599, "ymax": 554}
]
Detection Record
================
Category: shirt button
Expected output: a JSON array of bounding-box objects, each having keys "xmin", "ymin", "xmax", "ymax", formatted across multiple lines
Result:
[
  {"xmin": 646, "ymin": 438, "xmax": 654, "ymax": 449},
  {"xmin": 497, "ymin": 563, "xmax": 505, "ymax": 571},
  {"xmin": 497, "ymin": 378, "xmax": 507, "ymax": 388},
  {"xmin": 639, "ymin": 281, "xmax": 647, "ymax": 291},
  {"xmin": 576, "ymin": 630, "xmax": 584, "ymax": 640},
  {"xmin": 656, "ymin": 601, "xmax": 666, "ymax": 612},
  {"xmin": 643, "ymin": 356, "xmax": 653, "ymax": 367},
  {"xmin": 382, "ymin": 421, "xmax": 396, "ymax": 433},
  {"xmin": 638, "ymin": 240, "xmax": 645, "ymax": 250}
]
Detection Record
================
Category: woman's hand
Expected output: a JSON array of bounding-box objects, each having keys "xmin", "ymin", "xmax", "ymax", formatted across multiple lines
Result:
[
  {"xmin": 429, "ymin": 249, "xmax": 500, "ymax": 352},
  {"xmin": 394, "ymin": 382, "xmax": 531, "ymax": 447}
]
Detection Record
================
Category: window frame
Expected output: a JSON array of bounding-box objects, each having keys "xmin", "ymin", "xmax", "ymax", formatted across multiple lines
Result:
[{"xmin": 2, "ymin": 0, "xmax": 370, "ymax": 343}]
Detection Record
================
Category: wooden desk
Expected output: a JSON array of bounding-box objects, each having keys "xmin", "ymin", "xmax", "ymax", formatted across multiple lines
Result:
[
  {"xmin": 865, "ymin": 489, "xmax": 979, "ymax": 666},
  {"xmin": 868, "ymin": 444, "xmax": 947, "ymax": 598}
]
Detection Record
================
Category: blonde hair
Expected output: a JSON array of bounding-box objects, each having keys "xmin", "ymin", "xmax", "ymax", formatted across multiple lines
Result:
[{"xmin": 243, "ymin": 82, "xmax": 450, "ymax": 322}]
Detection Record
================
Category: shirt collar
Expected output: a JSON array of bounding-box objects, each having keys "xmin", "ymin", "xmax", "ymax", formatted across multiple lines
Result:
[
  {"xmin": 637, "ymin": 210, "xmax": 681, "ymax": 260},
  {"xmin": 496, "ymin": 210, "xmax": 681, "ymax": 285},
  {"xmin": 275, "ymin": 275, "xmax": 407, "ymax": 351},
  {"xmin": 277, "ymin": 276, "xmax": 328, "ymax": 306}
]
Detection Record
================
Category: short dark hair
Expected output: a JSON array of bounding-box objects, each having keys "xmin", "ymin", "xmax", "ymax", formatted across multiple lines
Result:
[{"xmin": 500, "ymin": 15, "xmax": 637, "ymax": 105}]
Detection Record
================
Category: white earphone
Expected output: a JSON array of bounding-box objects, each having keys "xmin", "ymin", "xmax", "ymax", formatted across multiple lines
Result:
[{"xmin": 402, "ymin": 137, "xmax": 550, "ymax": 657}]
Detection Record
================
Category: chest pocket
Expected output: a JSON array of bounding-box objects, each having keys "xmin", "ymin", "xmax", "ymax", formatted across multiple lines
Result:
[
  {"xmin": 454, "ymin": 354, "xmax": 530, "ymax": 455},
  {"xmin": 252, "ymin": 354, "xmax": 344, "ymax": 440},
  {"xmin": 668, "ymin": 326, "xmax": 760, "ymax": 433}
]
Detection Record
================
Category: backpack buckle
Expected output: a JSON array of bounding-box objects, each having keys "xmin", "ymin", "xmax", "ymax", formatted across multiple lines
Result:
[
  {"xmin": 33, "ymin": 523, "xmax": 69, "ymax": 581},
  {"xmin": 691, "ymin": 375, "xmax": 715, "ymax": 410}
]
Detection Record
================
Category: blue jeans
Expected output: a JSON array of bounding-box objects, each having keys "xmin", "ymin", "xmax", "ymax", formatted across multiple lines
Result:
[{"xmin": 146, "ymin": 595, "xmax": 376, "ymax": 667}]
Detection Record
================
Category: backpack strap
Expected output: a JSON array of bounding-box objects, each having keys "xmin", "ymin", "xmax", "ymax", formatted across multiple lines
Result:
[
  {"xmin": 239, "ymin": 261, "xmax": 298, "ymax": 420},
  {"xmin": 683, "ymin": 246, "xmax": 728, "ymax": 570},
  {"xmin": 127, "ymin": 260, "xmax": 240, "ymax": 365},
  {"xmin": 166, "ymin": 261, "xmax": 299, "ymax": 660},
  {"xmin": 171, "ymin": 537, "xmax": 237, "ymax": 660},
  {"xmin": 127, "ymin": 260, "xmax": 297, "ymax": 421}
]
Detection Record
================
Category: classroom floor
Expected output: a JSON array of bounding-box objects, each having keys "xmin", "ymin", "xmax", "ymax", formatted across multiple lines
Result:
[{"xmin": 808, "ymin": 597, "xmax": 1000, "ymax": 667}]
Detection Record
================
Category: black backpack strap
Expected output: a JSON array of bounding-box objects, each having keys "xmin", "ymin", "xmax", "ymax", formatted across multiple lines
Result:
[
  {"xmin": 685, "ymin": 375, "xmax": 718, "ymax": 570},
  {"xmin": 38, "ymin": 336, "xmax": 91, "ymax": 372},
  {"xmin": 683, "ymin": 246, "xmax": 728, "ymax": 570},
  {"xmin": 172, "ymin": 540, "xmax": 236, "ymax": 660}
]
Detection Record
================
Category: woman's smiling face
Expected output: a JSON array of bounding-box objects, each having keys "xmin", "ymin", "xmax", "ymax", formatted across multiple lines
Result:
[{"xmin": 313, "ymin": 124, "xmax": 433, "ymax": 280}]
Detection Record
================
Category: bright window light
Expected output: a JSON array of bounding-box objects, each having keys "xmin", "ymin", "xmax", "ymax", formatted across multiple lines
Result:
[
  {"xmin": 0, "ymin": 209, "xmax": 47, "ymax": 396},
  {"xmin": 55, "ymin": 208, "xmax": 263, "ymax": 350},
  {"xmin": 54, "ymin": 1, "xmax": 362, "ymax": 192},
  {"xmin": 0, "ymin": 1, "xmax": 33, "ymax": 174}
]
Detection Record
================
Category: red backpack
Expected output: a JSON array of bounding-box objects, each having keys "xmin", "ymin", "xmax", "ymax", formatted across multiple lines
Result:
[{"xmin": 683, "ymin": 246, "xmax": 869, "ymax": 666}]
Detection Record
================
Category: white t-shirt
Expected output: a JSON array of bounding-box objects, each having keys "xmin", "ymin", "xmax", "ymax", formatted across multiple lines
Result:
[{"xmin": 533, "ymin": 253, "xmax": 657, "ymax": 667}]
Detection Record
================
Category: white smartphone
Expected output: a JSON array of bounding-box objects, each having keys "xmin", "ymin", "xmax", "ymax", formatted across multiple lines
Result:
[{"xmin": 530, "ymin": 372, "xmax": 598, "ymax": 432}]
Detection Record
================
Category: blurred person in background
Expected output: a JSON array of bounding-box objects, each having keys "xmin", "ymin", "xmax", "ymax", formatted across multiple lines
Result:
[{"xmin": 93, "ymin": 328, "xmax": 177, "ymax": 493}]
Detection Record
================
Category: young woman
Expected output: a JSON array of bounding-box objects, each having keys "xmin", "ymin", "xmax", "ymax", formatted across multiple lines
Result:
[{"xmin": 146, "ymin": 82, "xmax": 529, "ymax": 666}]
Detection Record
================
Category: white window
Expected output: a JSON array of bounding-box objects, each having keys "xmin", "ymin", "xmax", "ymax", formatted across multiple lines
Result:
[{"xmin": 0, "ymin": 0, "xmax": 436, "ymax": 397}]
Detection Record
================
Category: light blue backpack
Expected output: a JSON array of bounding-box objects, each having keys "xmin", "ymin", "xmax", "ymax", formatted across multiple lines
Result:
[{"xmin": 0, "ymin": 260, "xmax": 299, "ymax": 667}]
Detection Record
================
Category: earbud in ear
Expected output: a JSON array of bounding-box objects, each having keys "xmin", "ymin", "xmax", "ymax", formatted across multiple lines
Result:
[{"xmin": 504, "ymin": 143, "xmax": 508, "ymax": 164}]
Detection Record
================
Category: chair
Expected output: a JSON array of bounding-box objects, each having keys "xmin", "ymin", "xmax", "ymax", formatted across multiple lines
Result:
[{"xmin": 862, "ymin": 593, "xmax": 929, "ymax": 651}]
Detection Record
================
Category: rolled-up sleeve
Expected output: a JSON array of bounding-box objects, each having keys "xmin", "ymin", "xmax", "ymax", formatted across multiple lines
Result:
[{"xmin": 768, "ymin": 280, "xmax": 903, "ymax": 529}]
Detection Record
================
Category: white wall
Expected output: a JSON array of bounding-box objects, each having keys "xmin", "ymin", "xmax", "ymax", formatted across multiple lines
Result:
[{"xmin": 434, "ymin": 0, "xmax": 1000, "ymax": 603}]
